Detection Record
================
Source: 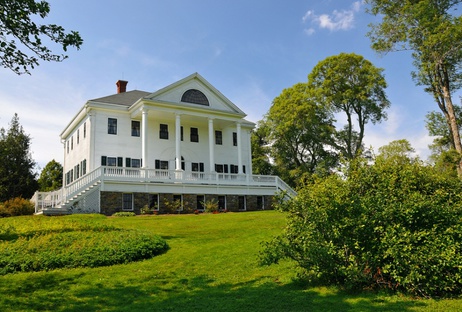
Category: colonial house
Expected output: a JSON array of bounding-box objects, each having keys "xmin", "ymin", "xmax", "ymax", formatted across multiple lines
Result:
[{"xmin": 33, "ymin": 73, "xmax": 295, "ymax": 215}]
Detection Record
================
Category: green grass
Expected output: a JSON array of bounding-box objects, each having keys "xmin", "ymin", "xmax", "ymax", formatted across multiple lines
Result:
[{"xmin": 0, "ymin": 211, "xmax": 461, "ymax": 311}]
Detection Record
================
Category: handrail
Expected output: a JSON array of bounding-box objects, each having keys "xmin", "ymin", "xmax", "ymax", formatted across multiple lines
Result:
[{"xmin": 32, "ymin": 166, "xmax": 296, "ymax": 212}]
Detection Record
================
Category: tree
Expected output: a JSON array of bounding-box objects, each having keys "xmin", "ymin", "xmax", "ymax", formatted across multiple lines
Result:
[
  {"xmin": 425, "ymin": 107, "xmax": 462, "ymax": 176},
  {"xmin": 0, "ymin": 0, "xmax": 83, "ymax": 75},
  {"xmin": 308, "ymin": 53, "xmax": 390, "ymax": 159},
  {"xmin": 263, "ymin": 83, "xmax": 338, "ymax": 187},
  {"xmin": 377, "ymin": 139, "xmax": 416, "ymax": 164},
  {"xmin": 366, "ymin": 0, "xmax": 462, "ymax": 175},
  {"xmin": 38, "ymin": 159, "xmax": 62, "ymax": 191},
  {"xmin": 0, "ymin": 114, "xmax": 38, "ymax": 202},
  {"xmin": 251, "ymin": 124, "xmax": 274, "ymax": 176}
]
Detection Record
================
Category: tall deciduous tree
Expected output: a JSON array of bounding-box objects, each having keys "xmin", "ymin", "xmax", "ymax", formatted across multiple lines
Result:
[
  {"xmin": 308, "ymin": 53, "xmax": 390, "ymax": 159},
  {"xmin": 38, "ymin": 159, "xmax": 62, "ymax": 192},
  {"xmin": 0, "ymin": 0, "xmax": 83, "ymax": 75},
  {"xmin": 264, "ymin": 83, "xmax": 337, "ymax": 187},
  {"xmin": 251, "ymin": 124, "xmax": 274, "ymax": 176},
  {"xmin": 366, "ymin": 0, "xmax": 462, "ymax": 175},
  {"xmin": 0, "ymin": 114, "xmax": 38, "ymax": 202}
]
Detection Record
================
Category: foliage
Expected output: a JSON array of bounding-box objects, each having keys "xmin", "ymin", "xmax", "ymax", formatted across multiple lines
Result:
[
  {"xmin": 201, "ymin": 198, "xmax": 219, "ymax": 213},
  {"xmin": 0, "ymin": 114, "xmax": 37, "ymax": 202},
  {"xmin": 263, "ymin": 83, "xmax": 338, "ymax": 187},
  {"xmin": 308, "ymin": 53, "xmax": 390, "ymax": 159},
  {"xmin": 366, "ymin": 0, "xmax": 462, "ymax": 175},
  {"xmin": 38, "ymin": 159, "xmax": 63, "ymax": 192},
  {"xmin": 425, "ymin": 107, "xmax": 462, "ymax": 177},
  {"xmin": 260, "ymin": 152, "xmax": 462, "ymax": 297},
  {"xmin": 251, "ymin": 124, "xmax": 275, "ymax": 175},
  {"xmin": 0, "ymin": 0, "xmax": 83, "ymax": 74},
  {"xmin": 0, "ymin": 215, "xmax": 168, "ymax": 274},
  {"xmin": 164, "ymin": 198, "xmax": 182, "ymax": 214},
  {"xmin": 112, "ymin": 211, "xmax": 136, "ymax": 217},
  {"xmin": 0, "ymin": 197, "xmax": 34, "ymax": 217}
]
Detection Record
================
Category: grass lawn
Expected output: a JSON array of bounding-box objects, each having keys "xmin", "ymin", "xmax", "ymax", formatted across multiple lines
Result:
[{"xmin": 0, "ymin": 211, "xmax": 461, "ymax": 311}]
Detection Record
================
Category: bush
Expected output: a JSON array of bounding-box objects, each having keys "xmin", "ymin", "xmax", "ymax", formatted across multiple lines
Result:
[
  {"xmin": 202, "ymin": 199, "xmax": 219, "ymax": 213},
  {"xmin": 112, "ymin": 211, "xmax": 136, "ymax": 217},
  {"xmin": 260, "ymin": 158, "xmax": 462, "ymax": 297},
  {"xmin": 0, "ymin": 218, "xmax": 169, "ymax": 274},
  {"xmin": 0, "ymin": 197, "xmax": 35, "ymax": 217}
]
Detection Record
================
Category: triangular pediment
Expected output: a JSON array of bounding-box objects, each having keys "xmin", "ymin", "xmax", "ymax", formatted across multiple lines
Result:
[{"xmin": 143, "ymin": 73, "xmax": 245, "ymax": 116}]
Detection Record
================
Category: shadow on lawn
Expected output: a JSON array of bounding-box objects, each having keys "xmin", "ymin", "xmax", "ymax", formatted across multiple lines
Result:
[{"xmin": 0, "ymin": 273, "xmax": 426, "ymax": 312}]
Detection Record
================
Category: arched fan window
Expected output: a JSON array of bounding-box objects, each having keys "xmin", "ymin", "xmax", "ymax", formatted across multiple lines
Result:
[{"xmin": 181, "ymin": 89, "xmax": 209, "ymax": 106}]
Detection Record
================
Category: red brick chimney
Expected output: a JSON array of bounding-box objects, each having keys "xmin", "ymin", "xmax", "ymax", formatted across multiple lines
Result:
[{"xmin": 116, "ymin": 80, "xmax": 128, "ymax": 93}]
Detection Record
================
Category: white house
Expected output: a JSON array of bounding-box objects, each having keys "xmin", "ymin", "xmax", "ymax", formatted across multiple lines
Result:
[{"xmin": 33, "ymin": 73, "xmax": 295, "ymax": 215}]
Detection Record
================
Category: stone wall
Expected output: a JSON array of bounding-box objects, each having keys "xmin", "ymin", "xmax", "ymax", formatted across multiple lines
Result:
[{"xmin": 100, "ymin": 191, "xmax": 276, "ymax": 215}]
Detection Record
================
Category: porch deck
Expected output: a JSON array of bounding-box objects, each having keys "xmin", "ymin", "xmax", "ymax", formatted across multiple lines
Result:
[{"xmin": 32, "ymin": 166, "xmax": 296, "ymax": 214}]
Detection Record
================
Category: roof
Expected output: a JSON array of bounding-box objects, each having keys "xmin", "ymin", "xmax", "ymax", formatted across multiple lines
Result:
[{"xmin": 90, "ymin": 90, "xmax": 150, "ymax": 106}]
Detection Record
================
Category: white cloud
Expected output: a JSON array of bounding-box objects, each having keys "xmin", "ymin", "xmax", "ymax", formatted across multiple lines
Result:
[{"xmin": 303, "ymin": 1, "xmax": 362, "ymax": 33}]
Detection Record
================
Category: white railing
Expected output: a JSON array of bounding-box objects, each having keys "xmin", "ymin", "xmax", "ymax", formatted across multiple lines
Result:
[{"xmin": 32, "ymin": 166, "xmax": 297, "ymax": 212}]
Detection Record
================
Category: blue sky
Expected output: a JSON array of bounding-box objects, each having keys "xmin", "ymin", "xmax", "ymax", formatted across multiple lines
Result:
[{"xmin": 0, "ymin": 0, "xmax": 456, "ymax": 169}]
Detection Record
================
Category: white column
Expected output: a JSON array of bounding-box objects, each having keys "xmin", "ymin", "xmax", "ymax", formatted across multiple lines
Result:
[
  {"xmin": 175, "ymin": 114, "xmax": 182, "ymax": 171},
  {"xmin": 141, "ymin": 109, "xmax": 148, "ymax": 168},
  {"xmin": 247, "ymin": 130, "xmax": 253, "ymax": 176},
  {"xmin": 208, "ymin": 118, "xmax": 215, "ymax": 172},
  {"xmin": 89, "ymin": 112, "xmax": 96, "ymax": 170},
  {"xmin": 237, "ymin": 122, "xmax": 243, "ymax": 174}
]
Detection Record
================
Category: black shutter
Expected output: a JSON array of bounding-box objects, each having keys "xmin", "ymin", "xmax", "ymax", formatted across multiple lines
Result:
[
  {"xmin": 117, "ymin": 157, "xmax": 123, "ymax": 167},
  {"xmin": 101, "ymin": 156, "xmax": 107, "ymax": 166},
  {"xmin": 126, "ymin": 157, "xmax": 131, "ymax": 168},
  {"xmin": 155, "ymin": 159, "xmax": 160, "ymax": 169},
  {"xmin": 199, "ymin": 162, "xmax": 204, "ymax": 172}
]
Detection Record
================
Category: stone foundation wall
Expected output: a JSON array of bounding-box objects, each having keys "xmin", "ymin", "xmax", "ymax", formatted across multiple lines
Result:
[{"xmin": 100, "ymin": 191, "xmax": 276, "ymax": 215}]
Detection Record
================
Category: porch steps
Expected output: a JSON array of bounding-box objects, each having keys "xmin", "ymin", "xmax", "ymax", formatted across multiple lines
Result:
[{"xmin": 42, "ymin": 181, "xmax": 101, "ymax": 216}]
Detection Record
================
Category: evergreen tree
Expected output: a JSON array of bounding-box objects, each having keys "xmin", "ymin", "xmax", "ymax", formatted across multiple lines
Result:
[{"xmin": 0, "ymin": 114, "xmax": 38, "ymax": 202}]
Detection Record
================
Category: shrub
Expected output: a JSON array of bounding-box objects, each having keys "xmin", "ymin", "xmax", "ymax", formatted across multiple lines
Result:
[
  {"xmin": 0, "ymin": 218, "xmax": 169, "ymax": 274},
  {"xmin": 260, "ymin": 158, "xmax": 462, "ymax": 297},
  {"xmin": 112, "ymin": 212, "xmax": 136, "ymax": 217},
  {"xmin": 202, "ymin": 199, "xmax": 219, "ymax": 213},
  {"xmin": 0, "ymin": 197, "xmax": 35, "ymax": 217}
]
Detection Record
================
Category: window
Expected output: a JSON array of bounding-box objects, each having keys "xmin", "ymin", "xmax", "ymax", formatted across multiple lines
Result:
[
  {"xmin": 71, "ymin": 136, "xmax": 73, "ymax": 150},
  {"xmin": 238, "ymin": 196, "xmax": 246, "ymax": 211},
  {"xmin": 181, "ymin": 89, "xmax": 209, "ymax": 106},
  {"xmin": 192, "ymin": 162, "xmax": 204, "ymax": 172},
  {"xmin": 218, "ymin": 196, "xmax": 226, "ymax": 210},
  {"xmin": 173, "ymin": 194, "xmax": 183, "ymax": 211},
  {"xmin": 149, "ymin": 194, "xmax": 159, "ymax": 210},
  {"xmin": 108, "ymin": 118, "xmax": 117, "ymax": 135},
  {"xmin": 155, "ymin": 159, "xmax": 169, "ymax": 170},
  {"xmin": 190, "ymin": 127, "xmax": 199, "ymax": 142},
  {"xmin": 122, "ymin": 193, "xmax": 133, "ymax": 210},
  {"xmin": 215, "ymin": 164, "xmax": 224, "ymax": 173},
  {"xmin": 233, "ymin": 132, "xmax": 238, "ymax": 146},
  {"xmin": 215, "ymin": 130, "xmax": 222, "ymax": 145},
  {"xmin": 131, "ymin": 120, "xmax": 140, "ymax": 137},
  {"xmin": 127, "ymin": 158, "xmax": 141, "ymax": 168},
  {"xmin": 160, "ymin": 124, "xmax": 168, "ymax": 139},
  {"xmin": 131, "ymin": 159, "xmax": 141, "ymax": 168},
  {"xmin": 83, "ymin": 122, "xmax": 86, "ymax": 138},
  {"xmin": 196, "ymin": 195, "xmax": 205, "ymax": 210},
  {"xmin": 77, "ymin": 129, "xmax": 79, "ymax": 144},
  {"xmin": 82, "ymin": 159, "xmax": 87, "ymax": 175},
  {"xmin": 107, "ymin": 157, "xmax": 117, "ymax": 167},
  {"xmin": 230, "ymin": 164, "xmax": 238, "ymax": 174},
  {"xmin": 257, "ymin": 196, "xmax": 264, "ymax": 210}
]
